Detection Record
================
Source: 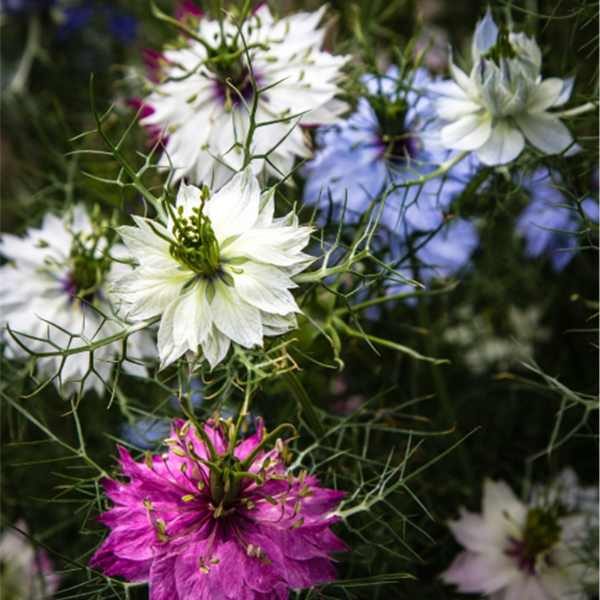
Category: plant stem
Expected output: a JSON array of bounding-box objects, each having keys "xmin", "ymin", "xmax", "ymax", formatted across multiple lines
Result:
[
  {"xmin": 9, "ymin": 13, "xmax": 40, "ymax": 94},
  {"xmin": 416, "ymin": 296, "xmax": 472, "ymax": 482},
  {"xmin": 283, "ymin": 372, "xmax": 325, "ymax": 438}
]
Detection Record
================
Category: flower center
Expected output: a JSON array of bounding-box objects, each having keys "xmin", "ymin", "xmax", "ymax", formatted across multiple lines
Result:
[
  {"xmin": 62, "ymin": 238, "xmax": 109, "ymax": 303},
  {"xmin": 483, "ymin": 26, "xmax": 517, "ymax": 61},
  {"xmin": 169, "ymin": 192, "xmax": 221, "ymax": 278},
  {"xmin": 505, "ymin": 507, "xmax": 562, "ymax": 574},
  {"xmin": 212, "ymin": 61, "xmax": 256, "ymax": 109},
  {"xmin": 370, "ymin": 96, "xmax": 419, "ymax": 162},
  {"xmin": 209, "ymin": 457, "xmax": 243, "ymax": 514}
]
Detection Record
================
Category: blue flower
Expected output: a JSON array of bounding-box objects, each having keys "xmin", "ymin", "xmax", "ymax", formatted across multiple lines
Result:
[
  {"xmin": 55, "ymin": 1, "xmax": 137, "ymax": 44},
  {"xmin": 106, "ymin": 9, "xmax": 137, "ymax": 44},
  {"xmin": 121, "ymin": 417, "xmax": 171, "ymax": 450},
  {"xmin": 381, "ymin": 217, "xmax": 479, "ymax": 306},
  {"xmin": 1, "ymin": 0, "xmax": 53, "ymax": 15},
  {"xmin": 303, "ymin": 66, "xmax": 475, "ymax": 240},
  {"xmin": 516, "ymin": 168, "xmax": 598, "ymax": 271}
]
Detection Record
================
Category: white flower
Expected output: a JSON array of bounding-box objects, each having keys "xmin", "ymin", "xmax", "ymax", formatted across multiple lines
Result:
[
  {"xmin": 0, "ymin": 205, "xmax": 154, "ymax": 397},
  {"xmin": 141, "ymin": 4, "xmax": 349, "ymax": 187},
  {"xmin": 111, "ymin": 168, "xmax": 313, "ymax": 369},
  {"xmin": 435, "ymin": 9, "xmax": 575, "ymax": 165},
  {"xmin": 441, "ymin": 479, "xmax": 591, "ymax": 599},
  {"xmin": 0, "ymin": 521, "xmax": 60, "ymax": 599}
]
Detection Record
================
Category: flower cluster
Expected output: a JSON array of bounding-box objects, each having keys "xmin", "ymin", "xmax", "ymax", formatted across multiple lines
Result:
[{"xmin": 91, "ymin": 418, "xmax": 346, "ymax": 599}]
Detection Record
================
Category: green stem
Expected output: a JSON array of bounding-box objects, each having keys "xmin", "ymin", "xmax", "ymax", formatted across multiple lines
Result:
[
  {"xmin": 334, "ymin": 282, "xmax": 459, "ymax": 317},
  {"xmin": 240, "ymin": 423, "xmax": 296, "ymax": 469},
  {"xmin": 416, "ymin": 295, "xmax": 472, "ymax": 481},
  {"xmin": 7, "ymin": 317, "xmax": 159, "ymax": 359},
  {"xmin": 556, "ymin": 102, "xmax": 596, "ymax": 119},
  {"xmin": 9, "ymin": 13, "xmax": 40, "ymax": 94},
  {"xmin": 283, "ymin": 372, "xmax": 325, "ymax": 438},
  {"xmin": 337, "ymin": 319, "xmax": 448, "ymax": 365},
  {"xmin": 388, "ymin": 151, "xmax": 468, "ymax": 191}
]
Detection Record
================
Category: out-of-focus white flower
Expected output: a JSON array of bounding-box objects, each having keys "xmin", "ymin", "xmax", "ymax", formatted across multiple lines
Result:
[
  {"xmin": 442, "ymin": 479, "xmax": 592, "ymax": 599},
  {"xmin": 443, "ymin": 305, "xmax": 550, "ymax": 374},
  {"xmin": 531, "ymin": 468, "xmax": 599, "ymax": 528},
  {"xmin": 111, "ymin": 168, "xmax": 313, "ymax": 369},
  {"xmin": 0, "ymin": 205, "xmax": 154, "ymax": 397},
  {"xmin": 140, "ymin": 5, "xmax": 349, "ymax": 187},
  {"xmin": 0, "ymin": 521, "xmax": 60, "ymax": 599},
  {"xmin": 435, "ymin": 9, "xmax": 576, "ymax": 165}
]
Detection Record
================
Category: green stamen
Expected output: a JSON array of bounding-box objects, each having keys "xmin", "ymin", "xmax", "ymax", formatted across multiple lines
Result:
[{"xmin": 169, "ymin": 187, "xmax": 221, "ymax": 277}]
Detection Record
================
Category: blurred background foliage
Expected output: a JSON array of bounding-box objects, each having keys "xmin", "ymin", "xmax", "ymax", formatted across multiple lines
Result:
[{"xmin": 1, "ymin": 0, "xmax": 598, "ymax": 598}]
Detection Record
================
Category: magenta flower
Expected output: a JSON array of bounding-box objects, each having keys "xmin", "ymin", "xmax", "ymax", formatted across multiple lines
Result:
[{"xmin": 90, "ymin": 418, "xmax": 346, "ymax": 599}]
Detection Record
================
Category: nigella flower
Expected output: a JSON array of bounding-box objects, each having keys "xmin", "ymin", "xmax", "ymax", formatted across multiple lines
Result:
[
  {"xmin": 435, "ymin": 9, "xmax": 576, "ymax": 165},
  {"xmin": 0, "ymin": 520, "xmax": 60, "ymax": 598},
  {"xmin": 0, "ymin": 205, "xmax": 153, "ymax": 396},
  {"xmin": 139, "ymin": 4, "xmax": 349, "ymax": 187},
  {"xmin": 111, "ymin": 169, "xmax": 313, "ymax": 369},
  {"xmin": 90, "ymin": 418, "xmax": 346, "ymax": 599},
  {"xmin": 441, "ymin": 478, "xmax": 591, "ymax": 599},
  {"xmin": 515, "ymin": 168, "xmax": 599, "ymax": 271},
  {"xmin": 304, "ymin": 66, "xmax": 473, "ymax": 237}
]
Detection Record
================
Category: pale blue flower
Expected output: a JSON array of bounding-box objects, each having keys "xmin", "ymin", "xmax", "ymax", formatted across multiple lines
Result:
[
  {"xmin": 516, "ymin": 168, "xmax": 598, "ymax": 271},
  {"xmin": 121, "ymin": 417, "xmax": 171, "ymax": 450},
  {"xmin": 303, "ymin": 66, "xmax": 475, "ymax": 240}
]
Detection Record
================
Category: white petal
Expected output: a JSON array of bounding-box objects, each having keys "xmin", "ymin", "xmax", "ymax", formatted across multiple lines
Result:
[
  {"xmin": 476, "ymin": 120, "xmax": 525, "ymax": 165},
  {"xmin": 504, "ymin": 578, "xmax": 548, "ymax": 600},
  {"xmin": 224, "ymin": 225, "xmax": 312, "ymax": 267},
  {"xmin": 450, "ymin": 59, "xmax": 480, "ymax": 99},
  {"xmin": 527, "ymin": 78, "xmax": 565, "ymax": 113},
  {"xmin": 472, "ymin": 8, "xmax": 498, "ymax": 58},
  {"xmin": 440, "ymin": 113, "xmax": 492, "ymax": 150},
  {"xmin": 441, "ymin": 551, "xmax": 519, "ymax": 594},
  {"xmin": 482, "ymin": 479, "xmax": 527, "ymax": 526},
  {"xmin": 173, "ymin": 282, "xmax": 211, "ymax": 352},
  {"xmin": 437, "ymin": 97, "xmax": 482, "ymax": 121},
  {"xmin": 210, "ymin": 281, "xmax": 263, "ymax": 348},
  {"xmin": 231, "ymin": 262, "xmax": 299, "ymax": 316},
  {"xmin": 515, "ymin": 112, "xmax": 574, "ymax": 155},
  {"xmin": 206, "ymin": 167, "xmax": 261, "ymax": 241},
  {"xmin": 157, "ymin": 296, "xmax": 190, "ymax": 368},
  {"xmin": 201, "ymin": 326, "xmax": 231, "ymax": 368},
  {"xmin": 261, "ymin": 312, "xmax": 297, "ymax": 336},
  {"xmin": 553, "ymin": 77, "xmax": 574, "ymax": 107},
  {"xmin": 448, "ymin": 509, "xmax": 501, "ymax": 553}
]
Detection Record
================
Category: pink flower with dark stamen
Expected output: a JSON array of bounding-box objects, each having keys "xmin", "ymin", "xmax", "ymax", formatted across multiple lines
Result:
[{"xmin": 90, "ymin": 418, "xmax": 346, "ymax": 599}]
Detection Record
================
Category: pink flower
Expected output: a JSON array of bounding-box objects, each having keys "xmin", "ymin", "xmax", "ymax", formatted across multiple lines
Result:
[{"xmin": 90, "ymin": 418, "xmax": 346, "ymax": 599}]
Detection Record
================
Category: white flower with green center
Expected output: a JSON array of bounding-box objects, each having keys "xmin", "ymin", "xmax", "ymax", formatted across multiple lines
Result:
[
  {"xmin": 435, "ymin": 9, "xmax": 576, "ymax": 165},
  {"xmin": 141, "ymin": 4, "xmax": 349, "ymax": 187},
  {"xmin": 111, "ymin": 169, "xmax": 313, "ymax": 369},
  {"xmin": 441, "ymin": 479, "xmax": 592, "ymax": 599},
  {"xmin": 0, "ymin": 205, "xmax": 153, "ymax": 397}
]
